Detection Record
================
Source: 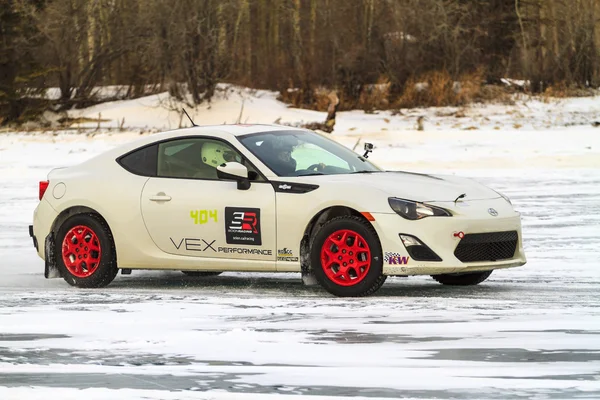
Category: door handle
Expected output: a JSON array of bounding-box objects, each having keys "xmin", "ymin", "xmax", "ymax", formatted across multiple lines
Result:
[{"xmin": 149, "ymin": 193, "xmax": 172, "ymax": 202}]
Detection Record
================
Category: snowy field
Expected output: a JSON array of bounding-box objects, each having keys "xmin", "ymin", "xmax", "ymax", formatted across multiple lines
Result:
[{"xmin": 1, "ymin": 89, "xmax": 600, "ymax": 399}]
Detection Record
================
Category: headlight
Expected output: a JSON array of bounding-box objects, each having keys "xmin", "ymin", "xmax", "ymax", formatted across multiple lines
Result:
[{"xmin": 388, "ymin": 198, "xmax": 452, "ymax": 220}]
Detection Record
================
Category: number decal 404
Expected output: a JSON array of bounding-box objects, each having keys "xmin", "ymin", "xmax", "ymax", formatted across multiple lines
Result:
[{"xmin": 190, "ymin": 209, "xmax": 218, "ymax": 225}]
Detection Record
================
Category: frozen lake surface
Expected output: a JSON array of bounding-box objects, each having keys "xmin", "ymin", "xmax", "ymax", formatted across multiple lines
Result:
[{"xmin": 0, "ymin": 133, "xmax": 599, "ymax": 399}]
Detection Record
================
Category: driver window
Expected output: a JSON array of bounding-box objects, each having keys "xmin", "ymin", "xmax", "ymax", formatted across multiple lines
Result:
[
  {"xmin": 157, "ymin": 138, "xmax": 263, "ymax": 181},
  {"xmin": 292, "ymin": 143, "xmax": 350, "ymax": 170}
]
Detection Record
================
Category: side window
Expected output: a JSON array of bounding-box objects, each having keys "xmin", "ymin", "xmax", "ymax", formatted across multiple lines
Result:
[
  {"xmin": 157, "ymin": 138, "xmax": 264, "ymax": 181},
  {"xmin": 118, "ymin": 144, "xmax": 158, "ymax": 176}
]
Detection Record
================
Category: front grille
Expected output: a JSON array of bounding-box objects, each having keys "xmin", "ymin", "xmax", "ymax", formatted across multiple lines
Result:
[{"xmin": 454, "ymin": 231, "xmax": 518, "ymax": 262}]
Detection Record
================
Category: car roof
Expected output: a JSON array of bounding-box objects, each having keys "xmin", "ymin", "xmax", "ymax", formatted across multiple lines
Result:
[
  {"xmin": 92, "ymin": 124, "xmax": 307, "ymax": 162},
  {"xmin": 134, "ymin": 124, "xmax": 304, "ymax": 148},
  {"xmin": 161, "ymin": 124, "xmax": 301, "ymax": 138}
]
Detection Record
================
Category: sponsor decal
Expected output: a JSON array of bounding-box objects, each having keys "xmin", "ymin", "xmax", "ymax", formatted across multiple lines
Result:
[
  {"xmin": 277, "ymin": 247, "xmax": 298, "ymax": 262},
  {"xmin": 384, "ymin": 252, "xmax": 410, "ymax": 265},
  {"xmin": 278, "ymin": 184, "xmax": 292, "ymax": 190},
  {"xmin": 218, "ymin": 247, "xmax": 272, "ymax": 256},
  {"xmin": 277, "ymin": 256, "xmax": 299, "ymax": 262},
  {"xmin": 278, "ymin": 248, "xmax": 293, "ymax": 257},
  {"xmin": 190, "ymin": 209, "xmax": 218, "ymax": 225},
  {"xmin": 170, "ymin": 237, "xmax": 217, "ymax": 252},
  {"xmin": 225, "ymin": 207, "xmax": 261, "ymax": 245}
]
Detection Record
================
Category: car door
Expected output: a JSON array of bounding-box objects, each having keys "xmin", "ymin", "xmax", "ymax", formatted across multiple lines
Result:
[{"xmin": 140, "ymin": 137, "xmax": 276, "ymax": 262}]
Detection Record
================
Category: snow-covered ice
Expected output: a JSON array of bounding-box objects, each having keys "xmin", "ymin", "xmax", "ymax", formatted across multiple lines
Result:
[{"xmin": 1, "ymin": 89, "xmax": 599, "ymax": 399}]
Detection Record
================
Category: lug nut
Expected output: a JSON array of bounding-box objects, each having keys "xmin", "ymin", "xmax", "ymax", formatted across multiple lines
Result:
[{"xmin": 343, "ymin": 262, "xmax": 347, "ymax": 266}]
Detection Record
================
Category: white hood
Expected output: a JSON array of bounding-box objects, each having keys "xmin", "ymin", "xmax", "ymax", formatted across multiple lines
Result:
[{"xmin": 299, "ymin": 171, "xmax": 500, "ymax": 203}]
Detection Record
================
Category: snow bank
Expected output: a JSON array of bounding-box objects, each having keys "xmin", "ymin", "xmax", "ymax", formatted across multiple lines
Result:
[{"xmin": 2, "ymin": 84, "xmax": 599, "ymax": 172}]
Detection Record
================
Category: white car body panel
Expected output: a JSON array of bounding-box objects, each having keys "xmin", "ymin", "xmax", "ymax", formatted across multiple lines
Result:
[{"xmin": 32, "ymin": 124, "xmax": 526, "ymax": 281}]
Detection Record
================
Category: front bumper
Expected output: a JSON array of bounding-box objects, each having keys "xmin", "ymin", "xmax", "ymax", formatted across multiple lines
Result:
[{"xmin": 371, "ymin": 199, "xmax": 527, "ymax": 276}]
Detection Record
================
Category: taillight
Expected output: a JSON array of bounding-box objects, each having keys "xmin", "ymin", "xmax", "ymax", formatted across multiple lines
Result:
[{"xmin": 39, "ymin": 181, "xmax": 49, "ymax": 200}]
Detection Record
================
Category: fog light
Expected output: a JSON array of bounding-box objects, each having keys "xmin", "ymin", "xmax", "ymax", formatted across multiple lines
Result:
[{"xmin": 399, "ymin": 235, "xmax": 423, "ymax": 247}]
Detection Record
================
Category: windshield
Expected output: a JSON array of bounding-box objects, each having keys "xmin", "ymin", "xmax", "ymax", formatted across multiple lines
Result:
[{"xmin": 238, "ymin": 130, "xmax": 382, "ymax": 177}]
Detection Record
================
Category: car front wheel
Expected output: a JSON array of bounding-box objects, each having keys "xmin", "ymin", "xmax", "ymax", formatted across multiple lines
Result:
[
  {"xmin": 56, "ymin": 214, "xmax": 118, "ymax": 288},
  {"xmin": 431, "ymin": 270, "xmax": 493, "ymax": 286},
  {"xmin": 310, "ymin": 216, "xmax": 386, "ymax": 297}
]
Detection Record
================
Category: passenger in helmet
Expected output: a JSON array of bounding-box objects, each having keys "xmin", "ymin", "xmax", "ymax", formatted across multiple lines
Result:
[{"xmin": 201, "ymin": 141, "xmax": 241, "ymax": 168}]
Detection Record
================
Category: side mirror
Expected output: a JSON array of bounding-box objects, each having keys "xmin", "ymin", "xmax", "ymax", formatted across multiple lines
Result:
[{"xmin": 217, "ymin": 162, "xmax": 251, "ymax": 190}]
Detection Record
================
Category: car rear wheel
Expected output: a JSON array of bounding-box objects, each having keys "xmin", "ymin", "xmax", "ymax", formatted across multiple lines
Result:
[
  {"xmin": 431, "ymin": 270, "xmax": 493, "ymax": 286},
  {"xmin": 310, "ymin": 216, "xmax": 386, "ymax": 297},
  {"xmin": 181, "ymin": 271, "xmax": 222, "ymax": 277},
  {"xmin": 56, "ymin": 214, "xmax": 118, "ymax": 288}
]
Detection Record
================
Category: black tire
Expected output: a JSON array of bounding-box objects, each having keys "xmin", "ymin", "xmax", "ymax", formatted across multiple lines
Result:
[
  {"xmin": 431, "ymin": 270, "xmax": 493, "ymax": 286},
  {"xmin": 55, "ymin": 213, "xmax": 118, "ymax": 288},
  {"xmin": 181, "ymin": 271, "xmax": 222, "ymax": 277},
  {"xmin": 310, "ymin": 216, "xmax": 386, "ymax": 297}
]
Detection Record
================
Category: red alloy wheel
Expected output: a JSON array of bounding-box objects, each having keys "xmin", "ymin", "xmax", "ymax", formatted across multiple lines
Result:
[
  {"xmin": 320, "ymin": 229, "xmax": 372, "ymax": 286},
  {"xmin": 61, "ymin": 225, "xmax": 102, "ymax": 278}
]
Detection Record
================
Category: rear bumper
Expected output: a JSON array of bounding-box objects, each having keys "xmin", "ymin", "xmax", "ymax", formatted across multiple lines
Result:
[
  {"xmin": 29, "ymin": 225, "xmax": 38, "ymax": 251},
  {"xmin": 32, "ymin": 199, "xmax": 58, "ymax": 260},
  {"xmin": 371, "ymin": 201, "xmax": 527, "ymax": 276}
]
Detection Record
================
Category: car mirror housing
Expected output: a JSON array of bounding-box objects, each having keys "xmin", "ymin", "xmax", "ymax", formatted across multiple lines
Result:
[{"xmin": 217, "ymin": 162, "xmax": 251, "ymax": 190}]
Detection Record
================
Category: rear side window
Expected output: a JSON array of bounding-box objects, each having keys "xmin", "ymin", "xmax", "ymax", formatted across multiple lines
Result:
[{"xmin": 118, "ymin": 144, "xmax": 158, "ymax": 176}]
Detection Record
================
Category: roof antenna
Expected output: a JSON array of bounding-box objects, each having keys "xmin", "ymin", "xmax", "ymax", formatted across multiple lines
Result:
[{"xmin": 182, "ymin": 108, "xmax": 197, "ymax": 127}]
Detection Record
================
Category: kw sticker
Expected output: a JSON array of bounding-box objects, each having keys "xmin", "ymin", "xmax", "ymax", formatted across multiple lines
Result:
[
  {"xmin": 225, "ymin": 207, "xmax": 261, "ymax": 246},
  {"xmin": 277, "ymin": 248, "xmax": 298, "ymax": 262},
  {"xmin": 384, "ymin": 252, "xmax": 410, "ymax": 265},
  {"xmin": 190, "ymin": 209, "xmax": 218, "ymax": 225},
  {"xmin": 170, "ymin": 237, "xmax": 217, "ymax": 252}
]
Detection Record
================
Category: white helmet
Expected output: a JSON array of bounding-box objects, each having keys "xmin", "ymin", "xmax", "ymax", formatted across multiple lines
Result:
[{"xmin": 201, "ymin": 142, "xmax": 240, "ymax": 167}]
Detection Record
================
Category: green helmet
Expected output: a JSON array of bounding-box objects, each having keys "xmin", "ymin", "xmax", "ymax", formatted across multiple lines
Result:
[{"xmin": 201, "ymin": 142, "xmax": 240, "ymax": 167}]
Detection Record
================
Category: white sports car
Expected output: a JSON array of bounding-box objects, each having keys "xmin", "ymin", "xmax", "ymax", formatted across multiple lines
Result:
[{"xmin": 30, "ymin": 125, "xmax": 526, "ymax": 296}]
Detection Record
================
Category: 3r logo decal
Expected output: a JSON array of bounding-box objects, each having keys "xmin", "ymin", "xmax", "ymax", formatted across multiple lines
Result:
[{"xmin": 225, "ymin": 207, "xmax": 262, "ymax": 245}]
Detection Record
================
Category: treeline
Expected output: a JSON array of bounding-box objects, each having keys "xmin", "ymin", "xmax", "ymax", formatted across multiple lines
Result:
[{"xmin": 2, "ymin": 0, "xmax": 600, "ymax": 125}]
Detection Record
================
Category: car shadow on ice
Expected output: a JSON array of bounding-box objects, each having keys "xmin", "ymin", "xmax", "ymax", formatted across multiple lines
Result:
[{"xmin": 103, "ymin": 272, "xmax": 516, "ymax": 299}]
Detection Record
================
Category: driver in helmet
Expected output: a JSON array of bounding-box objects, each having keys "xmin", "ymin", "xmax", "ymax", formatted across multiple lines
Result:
[{"xmin": 266, "ymin": 136, "xmax": 297, "ymax": 175}]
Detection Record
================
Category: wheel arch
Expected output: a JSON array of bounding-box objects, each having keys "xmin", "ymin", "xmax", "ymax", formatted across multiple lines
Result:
[
  {"xmin": 51, "ymin": 206, "xmax": 110, "ymax": 234},
  {"xmin": 299, "ymin": 206, "xmax": 376, "ymax": 274},
  {"xmin": 50, "ymin": 206, "xmax": 118, "ymax": 263}
]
